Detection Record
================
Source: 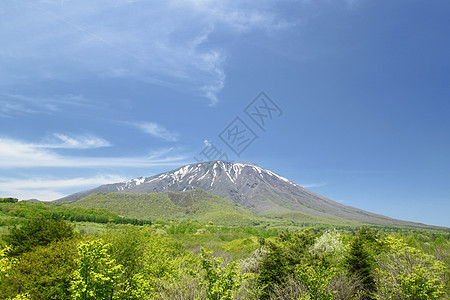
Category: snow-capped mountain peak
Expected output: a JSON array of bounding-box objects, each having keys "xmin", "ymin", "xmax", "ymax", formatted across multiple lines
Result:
[{"xmin": 57, "ymin": 161, "xmax": 406, "ymax": 225}]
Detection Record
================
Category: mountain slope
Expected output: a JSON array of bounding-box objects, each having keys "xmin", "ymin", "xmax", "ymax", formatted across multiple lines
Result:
[
  {"xmin": 68, "ymin": 189, "xmax": 260, "ymax": 226},
  {"xmin": 58, "ymin": 161, "xmax": 427, "ymax": 227}
]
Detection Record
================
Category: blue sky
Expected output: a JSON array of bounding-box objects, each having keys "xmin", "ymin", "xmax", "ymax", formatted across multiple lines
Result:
[{"xmin": 1, "ymin": 0, "xmax": 449, "ymax": 227}]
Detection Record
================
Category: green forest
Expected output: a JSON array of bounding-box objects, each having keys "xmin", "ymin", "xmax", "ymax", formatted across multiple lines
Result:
[{"xmin": 0, "ymin": 200, "xmax": 448, "ymax": 299}]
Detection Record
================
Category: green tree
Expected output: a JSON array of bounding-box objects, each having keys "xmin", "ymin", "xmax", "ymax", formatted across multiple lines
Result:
[
  {"xmin": 103, "ymin": 228, "xmax": 198, "ymax": 299},
  {"xmin": 70, "ymin": 239, "xmax": 123, "ymax": 300},
  {"xmin": 297, "ymin": 263, "xmax": 336, "ymax": 300},
  {"xmin": 4, "ymin": 217, "xmax": 74, "ymax": 256},
  {"xmin": 344, "ymin": 227, "xmax": 385, "ymax": 299},
  {"xmin": 375, "ymin": 236, "xmax": 446, "ymax": 299},
  {"xmin": 0, "ymin": 239, "xmax": 78, "ymax": 299},
  {"xmin": 257, "ymin": 229, "xmax": 319, "ymax": 299},
  {"xmin": 297, "ymin": 230, "xmax": 346, "ymax": 299},
  {"xmin": 346, "ymin": 236, "xmax": 376, "ymax": 299},
  {"xmin": 0, "ymin": 197, "xmax": 18, "ymax": 203},
  {"xmin": 139, "ymin": 231, "xmax": 198, "ymax": 298},
  {"xmin": 103, "ymin": 227, "xmax": 155, "ymax": 299},
  {"xmin": 310, "ymin": 230, "xmax": 345, "ymax": 266},
  {"xmin": 199, "ymin": 248, "xmax": 242, "ymax": 300},
  {"xmin": 0, "ymin": 246, "xmax": 13, "ymax": 281}
]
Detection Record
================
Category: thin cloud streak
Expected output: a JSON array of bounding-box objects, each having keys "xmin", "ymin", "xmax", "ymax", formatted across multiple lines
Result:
[
  {"xmin": 6, "ymin": 189, "xmax": 66, "ymax": 201},
  {"xmin": 301, "ymin": 182, "xmax": 328, "ymax": 188},
  {"xmin": 0, "ymin": 137, "xmax": 189, "ymax": 168},
  {"xmin": 0, "ymin": 174, "xmax": 128, "ymax": 201},
  {"xmin": 38, "ymin": 133, "xmax": 112, "ymax": 149},
  {"xmin": 0, "ymin": 93, "xmax": 101, "ymax": 116},
  {"xmin": 131, "ymin": 122, "xmax": 179, "ymax": 142},
  {"xmin": 0, "ymin": 174, "xmax": 127, "ymax": 190}
]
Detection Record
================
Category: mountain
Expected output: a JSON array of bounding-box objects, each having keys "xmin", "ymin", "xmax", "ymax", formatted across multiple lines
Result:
[
  {"xmin": 67, "ymin": 189, "xmax": 259, "ymax": 226},
  {"xmin": 58, "ymin": 161, "xmax": 426, "ymax": 227}
]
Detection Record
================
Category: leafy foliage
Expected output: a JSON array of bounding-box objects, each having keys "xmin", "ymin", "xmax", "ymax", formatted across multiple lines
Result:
[
  {"xmin": 310, "ymin": 230, "xmax": 346, "ymax": 265},
  {"xmin": 296, "ymin": 263, "xmax": 336, "ymax": 299},
  {"xmin": 0, "ymin": 239, "xmax": 77, "ymax": 299},
  {"xmin": 257, "ymin": 229, "xmax": 320, "ymax": 298},
  {"xmin": 375, "ymin": 236, "xmax": 446, "ymax": 299},
  {"xmin": 346, "ymin": 236, "xmax": 376, "ymax": 298},
  {"xmin": 70, "ymin": 239, "xmax": 123, "ymax": 300},
  {"xmin": 4, "ymin": 217, "xmax": 74, "ymax": 256},
  {"xmin": 0, "ymin": 197, "xmax": 18, "ymax": 203},
  {"xmin": 0, "ymin": 246, "xmax": 13, "ymax": 282},
  {"xmin": 199, "ymin": 248, "xmax": 243, "ymax": 300},
  {"xmin": 0, "ymin": 204, "xmax": 448, "ymax": 300},
  {"xmin": 0, "ymin": 201, "xmax": 151, "ymax": 226}
]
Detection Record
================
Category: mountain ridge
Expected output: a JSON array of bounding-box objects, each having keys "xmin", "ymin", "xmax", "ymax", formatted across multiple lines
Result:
[{"xmin": 57, "ymin": 161, "xmax": 434, "ymax": 228}]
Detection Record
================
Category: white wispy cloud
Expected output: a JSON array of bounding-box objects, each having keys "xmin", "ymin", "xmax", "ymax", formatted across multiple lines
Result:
[
  {"xmin": 4, "ymin": 190, "xmax": 66, "ymax": 202},
  {"xmin": 180, "ymin": 0, "xmax": 295, "ymax": 33},
  {"xmin": 0, "ymin": 0, "xmax": 292, "ymax": 105},
  {"xmin": 0, "ymin": 137, "xmax": 188, "ymax": 168},
  {"xmin": 301, "ymin": 182, "xmax": 328, "ymax": 188},
  {"xmin": 131, "ymin": 122, "xmax": 179, "ymax": 142},
  {"xmin": 0, "ymin": 174, "xmax": 127, "ymax": 201},
  {"xmin": 147, "ymin": 147, "xmax": 176, "ymax": 160},
  {"xmin": 39, "ymin": 133, "xmax": 111, "ymax": 149},
  {"xmin": 0, "ymin": 93, "xmax": 99, "ymax": 116},
  {"xmin": 0, "ymin": 174, "xmax": 126, "ymax": 190}
]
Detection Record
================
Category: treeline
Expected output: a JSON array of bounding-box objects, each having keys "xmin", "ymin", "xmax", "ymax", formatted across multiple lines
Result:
[
  {"xmin": 0, "ymin": 201, "xmax": 151, "ymax": 226},
  {"xmin": 0, "ymin": 197, "xmax": 18, "ymax": 203},
  {"xmin": 46, "ymin": 210, "xmax": 152, "ymax": 226},
  {"xmin": 0, "ymin": 217, "xmax": 448, "ymax": 299}
]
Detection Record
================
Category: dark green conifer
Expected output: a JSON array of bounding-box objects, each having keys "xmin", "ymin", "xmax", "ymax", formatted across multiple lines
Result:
[{"xmin": 346, "ymin": 236, "xmax": 376, "ymax": 299}]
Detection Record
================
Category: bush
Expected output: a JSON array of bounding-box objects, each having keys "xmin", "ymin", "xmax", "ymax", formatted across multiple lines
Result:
[
  {"xmin": 199, "ymin": 248, "xmax": 243, "ymax": 300},
  {"xmin": 375, "ymin": 237, "xmax": 446, "ymax": 299},
  {"xmin": 3, "ymin": 217, "xmax": 74, "ymax": 256},
  {"xmin": 257, "ymin": 229, "xmax": 319, "ymax": 299},
  {"xmin": 70, "ymin": 239, "xmax": 123, "ymax": 300},
  {"xmin": 0, "ymin": 239, "xmax": 78, "ymax": 299}
]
